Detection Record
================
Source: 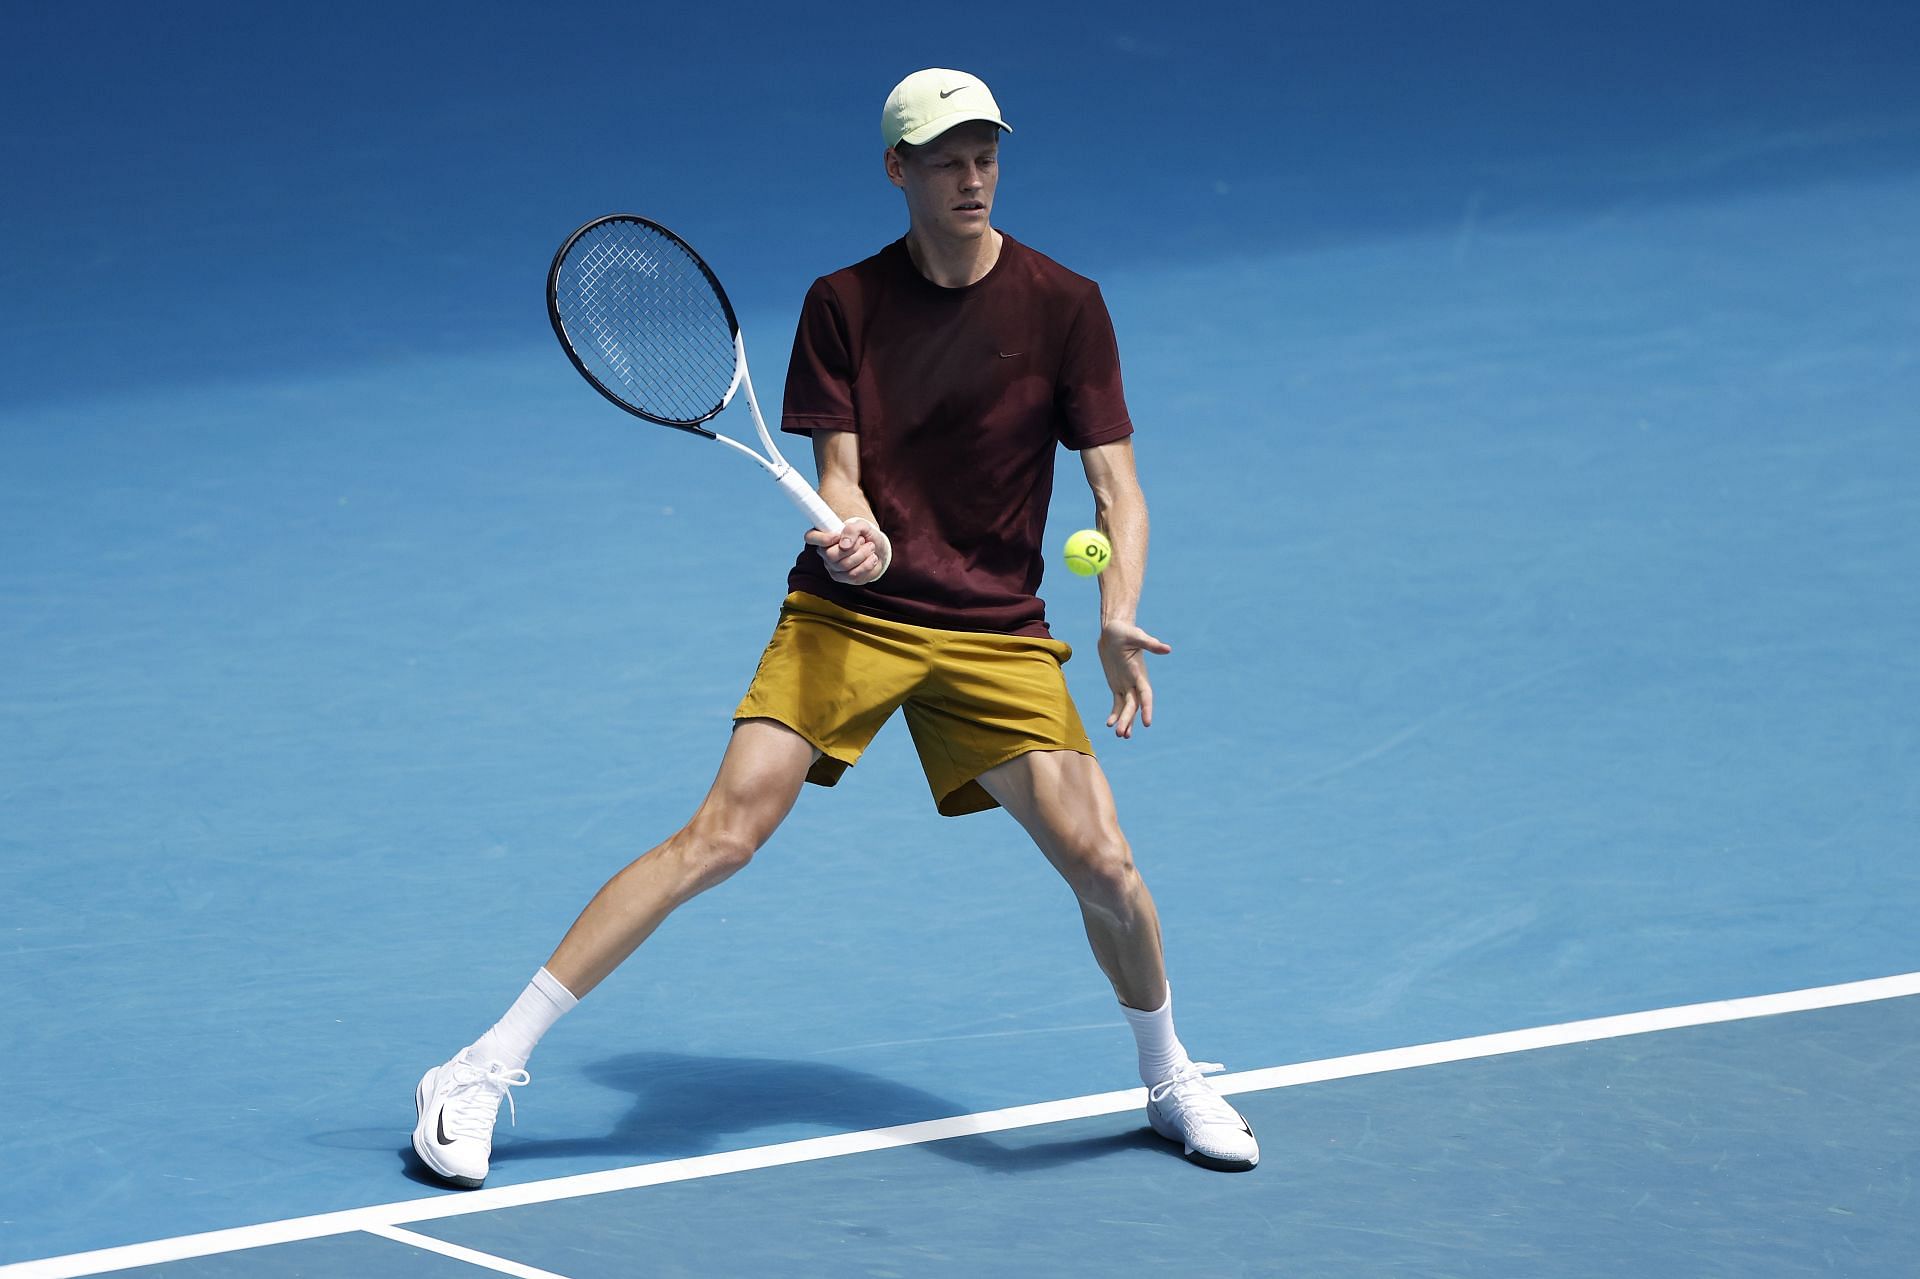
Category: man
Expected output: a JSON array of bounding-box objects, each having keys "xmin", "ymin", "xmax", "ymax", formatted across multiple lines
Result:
[{"xmin": 412, "ymin": 68, "xmax": 1258, "ymax": 1188}]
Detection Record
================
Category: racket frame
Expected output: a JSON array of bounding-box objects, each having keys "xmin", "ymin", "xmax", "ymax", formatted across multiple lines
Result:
[{"xmin": 546, "ymin": 214, "xmax": 842, "ymax": 533}]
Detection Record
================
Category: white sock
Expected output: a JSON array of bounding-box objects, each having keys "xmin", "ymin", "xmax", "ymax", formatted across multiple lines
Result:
[
  {"xmin": 469, "ymin": 968, "xmax": 578, "ymax": 1072},
  {"xmin": 1120, "ymin": 982, "xmax": 1192, "ymax": 1087}
]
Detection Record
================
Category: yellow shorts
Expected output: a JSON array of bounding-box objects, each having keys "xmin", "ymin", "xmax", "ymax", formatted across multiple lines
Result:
[{"xmin": 734, "ymin": 592, "xmax": 1094, "ymax": 816}]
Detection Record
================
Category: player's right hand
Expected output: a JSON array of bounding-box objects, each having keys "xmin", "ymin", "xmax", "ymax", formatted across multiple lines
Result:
[{"xmin": 807, "ymin": 517, "xmax": 891, "ymax": 586}]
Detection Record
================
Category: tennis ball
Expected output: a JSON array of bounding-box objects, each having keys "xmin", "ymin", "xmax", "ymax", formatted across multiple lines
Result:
[{"xmin": 1062, "ymin": 528, "xmax": 1113, "ymax": 577}]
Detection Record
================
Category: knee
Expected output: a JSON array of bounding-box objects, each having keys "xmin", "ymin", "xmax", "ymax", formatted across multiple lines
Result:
[
  {"xmin": 1062, "ymin": 828, "xmax": 1142, "ymax": 918},
  {"xmin": 671, "ymin": 815, "xmax": 761, "ymax": 891}
]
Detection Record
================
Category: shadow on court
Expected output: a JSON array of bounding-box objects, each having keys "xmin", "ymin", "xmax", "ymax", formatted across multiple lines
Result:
[{"xmin": 392, "ymin": 1051, "xmax": 1170, "ymax": 1183}]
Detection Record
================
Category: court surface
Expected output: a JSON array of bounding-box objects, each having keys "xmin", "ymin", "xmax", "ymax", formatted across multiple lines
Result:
[{"xmin": 5, "ymin": 4, "xmax": 1919, "ymax": 1276}]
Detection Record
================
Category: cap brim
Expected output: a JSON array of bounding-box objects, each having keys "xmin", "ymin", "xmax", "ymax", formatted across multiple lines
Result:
[{"xmin": 898, "ymin": 111, "xmax": 1012, "ymax": 147}]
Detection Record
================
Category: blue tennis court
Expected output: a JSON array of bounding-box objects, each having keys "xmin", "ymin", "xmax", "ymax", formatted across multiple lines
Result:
[{"xmin": 6, "ymin": 3, "xmax": 1919, "ymax": 1275}]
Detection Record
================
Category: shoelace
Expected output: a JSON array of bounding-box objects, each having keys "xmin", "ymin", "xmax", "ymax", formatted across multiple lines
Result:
[
  {"xmin": 1147, "ymin": 1060, "xmax": 1233, "ymax": 1118},
  {"xmin": 440, "ymin": 1058, "xmax": 531, "ymax": 1142}
]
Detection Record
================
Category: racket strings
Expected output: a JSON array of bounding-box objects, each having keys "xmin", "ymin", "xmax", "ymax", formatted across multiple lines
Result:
[{"xmin": 558, "ymin": 224, "xmax": 737, "ymax": 424}]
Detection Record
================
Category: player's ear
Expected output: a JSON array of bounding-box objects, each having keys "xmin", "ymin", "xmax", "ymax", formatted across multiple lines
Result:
[{"xmin": 883, "ymin": 145, "xmax": 906, "ymax": 189}]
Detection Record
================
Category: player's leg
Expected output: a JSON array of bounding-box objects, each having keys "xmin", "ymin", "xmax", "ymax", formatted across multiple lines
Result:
[
  {"xmin": 976, "ymin": 749, "xmax": 1258, "ymax": 1172},
  {"xmin": 412, "ymin": 718, "xmax": 818, "ymax": 1188},
  {"xmin": 545, "ymin": 717, "xmax": 819, "ymax": 996},
  {"xmin": 975, "ymin": 748, "xmax": 1164, "ymax": 1009}
]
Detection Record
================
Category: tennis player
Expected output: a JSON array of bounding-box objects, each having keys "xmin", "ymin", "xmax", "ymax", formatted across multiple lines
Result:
[{"xmin": 413, "ymin": 68, "xmax": 1258, "ymax": 1185}]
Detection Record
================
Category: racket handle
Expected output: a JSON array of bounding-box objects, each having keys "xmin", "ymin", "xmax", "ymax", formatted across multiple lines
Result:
[{"xmin": 774, "ymin": 464, "xmax": 845, "ymax": 535}]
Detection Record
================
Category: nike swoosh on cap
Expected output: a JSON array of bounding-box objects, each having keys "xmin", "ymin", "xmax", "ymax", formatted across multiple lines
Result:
[{"xmin": 939, "ymin": 84, "xmax": 969, "ymax": 98}]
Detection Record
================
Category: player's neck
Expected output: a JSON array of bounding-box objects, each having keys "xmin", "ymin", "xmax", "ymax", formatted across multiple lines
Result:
[{"xmin": 904, "ymin": 227, "xmax": 1002, "ymax": 289}]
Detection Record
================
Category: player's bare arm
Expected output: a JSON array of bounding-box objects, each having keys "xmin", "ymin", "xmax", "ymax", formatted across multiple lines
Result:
[
  {"xmin": 807, "ymin": 429, "xmax": 892, "ymax": 585},
  {"xmin": 1082, "ymin": 438, "xmax": 1170, "ymax": 738}
]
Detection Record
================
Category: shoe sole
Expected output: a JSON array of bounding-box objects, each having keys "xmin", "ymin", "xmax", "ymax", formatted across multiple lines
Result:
[
  {"xmin": 1181, "ymin": 1146, "xmax": 1259, "ymax": 1173},
  {"xmin": 413, "ymin": 1068, "xmax": 484, "ymax": 1189},
  {"xmin": 1148, "ymin": 1109, "xmax": 1260, "ymax": 1173}
]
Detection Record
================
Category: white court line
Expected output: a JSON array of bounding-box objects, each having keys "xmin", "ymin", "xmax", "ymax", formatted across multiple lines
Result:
[
  {"xmin": 7, "ymin": 970, "xmax": 1918, "ymax": 1279},
  {"xmin": 363, "ymin": 1225, "xmax": 575, "ymax": 1279}
]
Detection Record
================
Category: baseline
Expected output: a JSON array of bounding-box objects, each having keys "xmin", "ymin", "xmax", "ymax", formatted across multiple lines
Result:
[{"xmin": 9, "ymin": 971, "xmax": 1918, "ymax": 1279}]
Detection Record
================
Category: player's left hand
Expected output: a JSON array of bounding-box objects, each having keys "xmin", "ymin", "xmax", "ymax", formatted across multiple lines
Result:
[
  {"xmin": 806, "ymin": 517, "xmax": 892, "ymax": 586},
  {"xmin": 1097, "ymin": 620, "xmax": 1171, "ymax": 738}
]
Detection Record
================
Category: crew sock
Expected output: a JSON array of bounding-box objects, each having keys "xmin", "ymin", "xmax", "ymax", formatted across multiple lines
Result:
[
  {"xmin": 468, "ymin": 967, "xmax": 578, "ymax": 1071},
  {"xmin": 1120, "ymin": 983, "xmax": 1192, "ymax": 1087}
]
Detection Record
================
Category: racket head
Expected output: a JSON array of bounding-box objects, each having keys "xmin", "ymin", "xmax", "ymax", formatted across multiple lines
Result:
[{"xmin": 547, "ymin": 215, "xmax": 743, "ymax": 434}]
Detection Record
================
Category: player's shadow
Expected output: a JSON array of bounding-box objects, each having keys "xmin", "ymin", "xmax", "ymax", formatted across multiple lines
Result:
[{"xmin": 473, "ymin": 1050, "xmax": 1165, "ymax": 1176}]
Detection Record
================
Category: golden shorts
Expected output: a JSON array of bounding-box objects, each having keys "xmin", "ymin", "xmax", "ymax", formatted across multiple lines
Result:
[{"xmin": 734, "ymin": 592, "xmax": 1094, "ymax": 816}]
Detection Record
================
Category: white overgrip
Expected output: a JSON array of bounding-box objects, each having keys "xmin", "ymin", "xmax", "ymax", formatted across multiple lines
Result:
[{"xmin": 773, "ymin": 463, "xmax": 844, "ymax": 534}]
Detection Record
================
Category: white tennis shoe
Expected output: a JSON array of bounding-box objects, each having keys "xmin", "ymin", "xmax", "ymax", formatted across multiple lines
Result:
[
  {"xmin": 412, "ymin": 1052, "xmax": 530, "ymax": 1188},
  {"xmin": 1146, "ymin": 1061, "xmax": 1259, "ymax": 1172}
]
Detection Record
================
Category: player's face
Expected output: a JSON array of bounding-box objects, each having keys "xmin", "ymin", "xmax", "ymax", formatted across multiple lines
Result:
[{"xmin": 888, "ymin": 122, "xmax": 1001, "ymax": 241}]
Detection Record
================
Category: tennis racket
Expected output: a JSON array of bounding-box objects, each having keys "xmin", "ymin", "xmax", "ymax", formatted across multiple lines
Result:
[{"xmin": 546, "ymin": 214, "xmax": 843, "ymax": 535}]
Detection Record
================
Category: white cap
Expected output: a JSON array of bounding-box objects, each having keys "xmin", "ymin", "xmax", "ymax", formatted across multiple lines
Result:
[{"xmin": 881, "ymin": 69, "xmax": 1013, "ymax": 148}]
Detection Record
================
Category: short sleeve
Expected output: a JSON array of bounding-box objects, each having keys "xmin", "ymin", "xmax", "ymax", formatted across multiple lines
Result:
[
  {"xmin": 781, "ymin": 277, "xmax": 857, "ymax": 436},
  {"xmin": 1054, "ymin": 284, "xmax": 1134, "ymax": 450}
]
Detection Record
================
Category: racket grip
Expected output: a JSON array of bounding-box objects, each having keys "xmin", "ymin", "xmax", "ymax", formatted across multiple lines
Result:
[{"xmin": 774, "ymin": 465, "xmax": 845, "ymax": 535}]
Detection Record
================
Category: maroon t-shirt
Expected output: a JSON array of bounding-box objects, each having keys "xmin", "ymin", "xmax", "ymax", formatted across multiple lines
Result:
[{"xmin": 781, "ymin": 233, "xmax": 1133, "ymax": 637}]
